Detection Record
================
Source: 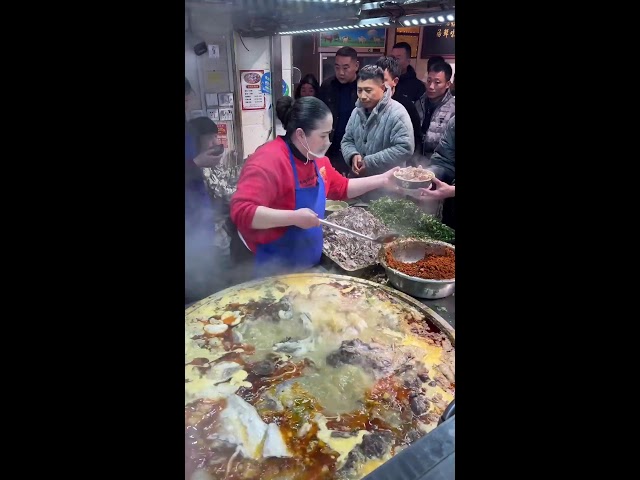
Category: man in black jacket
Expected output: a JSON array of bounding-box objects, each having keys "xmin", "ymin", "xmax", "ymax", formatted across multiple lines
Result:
[
  {"xmin": 318, "ymin": 46, "xmax": 359, "ymax": 176},
  {"xmin": 390, "ymin": 42, "xmax": 426, "ymax": 103},
  {"xmin": 375, "ymin": 55, "xmax": 421, "ymax": 161}
]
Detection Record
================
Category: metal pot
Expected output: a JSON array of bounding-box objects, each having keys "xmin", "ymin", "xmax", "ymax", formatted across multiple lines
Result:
[{"xmin": 378, "ymin": 238, "xmax": 455, "ymax": 299}]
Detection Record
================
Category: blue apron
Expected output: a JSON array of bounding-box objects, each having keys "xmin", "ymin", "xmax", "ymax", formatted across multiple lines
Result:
[{"xmin": 254, "ymin": 145, "xmax": 326, "ymax": 278}]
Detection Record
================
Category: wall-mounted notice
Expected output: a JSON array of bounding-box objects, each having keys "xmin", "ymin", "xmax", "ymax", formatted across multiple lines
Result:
[
  {"xmin": 206, "ymin": 71, "xmax": 227, "ymax": 91},
  {"xmin": 188, "ymin": 110, "xmax": 206, "ymax": 120},
  {"xmin": 218, "ymin": 93, "xmax": 234, "ymax": 107},
  {"xmin": 205, "ymin": 93, "xmax": 219, "ymax": 107},
  {"xmin": 219, "ymin": 108, "xmax": 233, "ymax": 121},
  {"xmin": 208, "ymin": 44, "xmax": 220, "ymax": 59},
  {"xmin": 207, "ymin": 109, "xmax": 219, "ymax": 121},
  {"xmin": 240, "ymin": 70, "xmax": 265, "ymax": 110}
]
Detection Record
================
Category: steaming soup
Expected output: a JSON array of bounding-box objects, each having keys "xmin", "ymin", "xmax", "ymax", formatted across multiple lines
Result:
[{"xmin": 185, "ymin": 274, "xmax": 455, "ymax": 480}]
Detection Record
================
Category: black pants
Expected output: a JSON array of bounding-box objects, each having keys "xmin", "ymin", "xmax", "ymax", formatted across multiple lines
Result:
[
  {"xmin": 442, "ymin": 197, "xmax": 455, "ymax": 230},
  {"xmin": 229, "ymin": 230, "xmax": 256, "ymax": 286}
]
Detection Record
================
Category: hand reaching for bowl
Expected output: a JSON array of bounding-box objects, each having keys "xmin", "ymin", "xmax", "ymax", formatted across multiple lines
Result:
[{"xmin": 418, "ymin": 177, "xmax": 455, "ymax": 200}]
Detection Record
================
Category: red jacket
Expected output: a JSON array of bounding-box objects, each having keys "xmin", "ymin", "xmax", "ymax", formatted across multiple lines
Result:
[{"xmin": 231, "ymin": 136, "xmax": 349, "ymax": 252}]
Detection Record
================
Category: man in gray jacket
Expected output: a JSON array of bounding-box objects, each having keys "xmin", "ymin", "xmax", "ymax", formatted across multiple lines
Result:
[
  {"xmin": 341, "ymin": 65, "xmax": 414, "ymax": 186},
  {"xmin": 419, "ymin": 116, "xmax": 455, "ymax": 229},
  {"xmin": 416, "ymin": 61, "xmax": 455, "ymax": 162}
]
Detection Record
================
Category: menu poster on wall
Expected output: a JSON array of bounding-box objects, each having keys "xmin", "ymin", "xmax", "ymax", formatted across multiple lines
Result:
[{"xmin": 240, "ymin": 70, "xmax": 265, "ymax": 110}]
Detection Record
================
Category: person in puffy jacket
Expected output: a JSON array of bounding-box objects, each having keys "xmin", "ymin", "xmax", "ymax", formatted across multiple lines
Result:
[
  {"xmin": 419, "ymin": 116, "xmax": 455, "ymax": 229},
  {"xmin": 416, "ymin": 61, "xmax": 455, "ymax": 162},
  {"xmin": 341, "ymin": 65, "xmax": 414, "ymax": 179}
]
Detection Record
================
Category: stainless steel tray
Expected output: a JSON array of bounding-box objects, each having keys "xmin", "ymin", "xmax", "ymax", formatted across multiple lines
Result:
[
  {"xmin": 320, "ymin": 252, "xmax": 380, "ymax": 278},
  {"xmin": 321, "ymin": 207, "xmax": 384, "ymax": 276}
]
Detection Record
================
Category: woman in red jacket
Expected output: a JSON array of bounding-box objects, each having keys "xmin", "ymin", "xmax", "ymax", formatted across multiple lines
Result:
[{"xmin": 231, "ymin": 95, "xmax": 397, "ymax": 278}]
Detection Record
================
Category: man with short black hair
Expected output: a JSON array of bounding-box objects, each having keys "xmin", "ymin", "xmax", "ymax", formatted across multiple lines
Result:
[
  {"xmin": 427, "ymin": 55, "xmax": 446, "ymax": 70},
  {"xmin": 416, "ymin": 61, "xmax": 455, "ymax": 161},
  {"xmin": 318, "ymin": 46, "xmax": 360, "ymax": 176},
  {"xmin": 341, "ymin": 65, "xmax": 414, "ymax": 199},
  {"xmin": 390, "ymin": 42, "xmax": 426, "ymax": 103}
]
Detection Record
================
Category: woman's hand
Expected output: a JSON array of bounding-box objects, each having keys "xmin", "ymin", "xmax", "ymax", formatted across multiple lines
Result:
[
  {"xmin": 292, "ymin": 208, "xmax": 320, "ymax": 229},
  {"xmin": 379, "ymin": 167, "xmax": 401, "ymax": 191}
]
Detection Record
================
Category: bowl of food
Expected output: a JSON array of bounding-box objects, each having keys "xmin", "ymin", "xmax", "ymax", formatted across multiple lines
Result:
[
  {"xmin": 243, "ymin": 72, "xmax": 262, "ymax": 84},
  {"xmin": 393, "ymin": 166, "xmax": 435, "ymax": 190},
  {"xmin": 379, "ymin": 238, "xmax": 455, "ymax": 299},
  {"xmin": 324, "ymin": 200, "xmax": 348, "ymax": 217}
]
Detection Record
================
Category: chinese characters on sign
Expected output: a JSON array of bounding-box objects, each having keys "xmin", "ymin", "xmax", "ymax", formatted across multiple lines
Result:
[
  {"xmin": 420, "ymin": 22, "xmax": 455, "ymax": 58},
  {"xmin": 436, "ymin": 22, "xmax": 456, "ymax": 38}
]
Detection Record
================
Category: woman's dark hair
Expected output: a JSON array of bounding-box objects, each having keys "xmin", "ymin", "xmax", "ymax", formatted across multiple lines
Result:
[
  {"xmin": 187, "ymin": 116, "xmax": 218, "ymax": 151},
  {"xmin": 357, "ymin": 64, "xmax": 385, "ymax": 83},
  {"xmin": 294, "ymin": 74, "xmax": 320, "ymax": 99},
  {"xmin": 189, "ymin": 116, "xmax": 218, "ymax": 137},
  {"xmin": 276, "ymin": 96, "xmax": 331, "ymax": 137}
]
